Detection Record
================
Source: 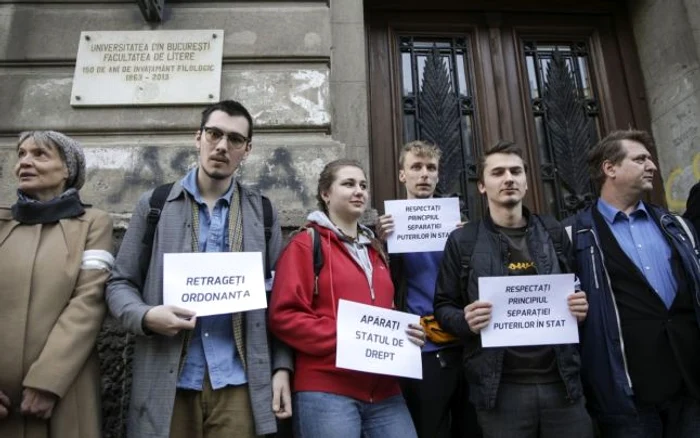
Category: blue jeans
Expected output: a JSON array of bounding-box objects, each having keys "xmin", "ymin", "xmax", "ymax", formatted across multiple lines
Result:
[
  {"xmin": 476, "ymin": 382, "xmax": 593, "ymax": 438},
  {"xmin": 599, "ymin": 393, "xmax": 700, "ymax": 438},
  {"xmin": 293, "ymin": 391, "xmax": 417, "ymax": 438}
]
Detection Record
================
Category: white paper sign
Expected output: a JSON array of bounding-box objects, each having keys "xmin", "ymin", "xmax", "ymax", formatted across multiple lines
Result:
[
  {"xmin": 384, "ymin": 197, "xmax": 461, "ymax": 253},
  {"xmin": 163, "ymin": 252, "xmax": 267, "ymax": 317},
  {"xmin": 71, "ymin": 30, "xmax": 223, "ymax": 106},
  {"xmin": 478, "ymin": 274, "xmax": 579, "ymax": 348},
  {"xmin": 336, "ymin": 300, "xmax": 422, "ymax": 379}
]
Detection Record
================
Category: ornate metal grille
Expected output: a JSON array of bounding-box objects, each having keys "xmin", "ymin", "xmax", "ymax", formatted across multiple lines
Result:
[
  {"xmin": 523, "ymin": 41, "xmax": 600, "ymax": 218},
  {"xmin": 398, "ymin": 37, "xmax": 480, "ymax": 218}
]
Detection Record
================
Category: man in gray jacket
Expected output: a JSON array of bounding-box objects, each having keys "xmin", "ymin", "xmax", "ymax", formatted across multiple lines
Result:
[{"xmin": 107, "ymin": 100, "xmax": 292, "ymax": 438}]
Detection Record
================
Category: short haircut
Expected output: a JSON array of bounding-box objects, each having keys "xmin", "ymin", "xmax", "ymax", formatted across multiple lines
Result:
[
  {"xmin": 477, "ymin": 140, "xmax": 528, "ymax": 183},
  {"xmin": 587, "ymin": 129, "xmax": 655, "ymax": 190},
  {"xmin": 398, "ymin": 140, "xmax": 442, "ymax": 169},
  {"xmin": 200, "ymin": 100, "xmax": 254, "ymax": 139}
]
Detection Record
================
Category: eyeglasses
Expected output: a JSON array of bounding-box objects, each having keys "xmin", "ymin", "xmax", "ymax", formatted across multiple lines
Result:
[{"xmin": 202, "ymin": 126, "xmax": 250, "ymax": 150}]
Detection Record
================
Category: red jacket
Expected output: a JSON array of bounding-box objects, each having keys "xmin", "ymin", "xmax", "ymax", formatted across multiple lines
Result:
[{"xmin": 269, "ymin": 223, "xmax": 401, "ymax": 402}]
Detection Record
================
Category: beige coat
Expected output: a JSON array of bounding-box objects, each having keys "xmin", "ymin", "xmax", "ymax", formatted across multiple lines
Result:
[{"xmin": 0, "ymin": 206, "xmax": 113, "ymax": 438}]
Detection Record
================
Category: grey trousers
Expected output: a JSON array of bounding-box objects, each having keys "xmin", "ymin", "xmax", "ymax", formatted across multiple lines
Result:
[{"xmin": 476, "ymin": 381, "xmax": 593, "ymax": 438}]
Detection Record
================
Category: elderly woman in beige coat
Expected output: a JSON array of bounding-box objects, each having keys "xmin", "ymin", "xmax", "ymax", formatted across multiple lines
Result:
[{"xmin": 0, "ymin": 131, "xmax": 114, "ymax": 438}]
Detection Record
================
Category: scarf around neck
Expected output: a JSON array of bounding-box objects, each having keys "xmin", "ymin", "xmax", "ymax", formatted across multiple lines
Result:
[{"xmin": 11, "ymin": 188, "xmax": 86, "ymax": 224}]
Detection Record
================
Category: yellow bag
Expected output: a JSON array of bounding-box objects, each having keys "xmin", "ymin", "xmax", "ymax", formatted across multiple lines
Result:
[{"xmin": 420, "ymin": 315, "xmax": 459, "ymax": 344}]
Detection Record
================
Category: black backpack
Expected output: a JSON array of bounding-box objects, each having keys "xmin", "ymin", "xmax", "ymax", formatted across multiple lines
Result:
[{"xmin": 138, "ymin": 182, "xmax": 276, "ymax": 281}]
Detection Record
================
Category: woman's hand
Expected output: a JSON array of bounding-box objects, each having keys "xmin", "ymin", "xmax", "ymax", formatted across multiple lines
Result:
[
  {"xmin": 21, "ymin": 387, "xmax": 58, "ymax": 420},
  {"xmin": 0, "ymin": 390, "xmax": 10, "ymax": 419},
  {"xmin": 405, "ymin": 323, "xmax": 426, "ymax": 347}
]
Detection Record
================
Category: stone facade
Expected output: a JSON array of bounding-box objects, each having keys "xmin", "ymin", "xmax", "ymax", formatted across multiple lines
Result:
[
  {"xmin": 0, "ymin": 0, "xmax": 365, "ymax": 229},
  {"xmin": 629, "ymin": 0, "xmax": 700, "ymax": 212}
]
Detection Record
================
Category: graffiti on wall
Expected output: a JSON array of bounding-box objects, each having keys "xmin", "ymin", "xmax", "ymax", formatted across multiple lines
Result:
[
  {"xmin": 103, "ymin": 147, "xmax": 197, "ymax": 204},
  {"xmin": 87, "ymin": 144, "xmax": 313, "ymax": 209},
  {"xmin": 255, "ymin": 147, "xmax": 312, "ymax": 206},
  {"xmin": 664, "ymin": 152, "xmax": 700, "ymax": 211}
]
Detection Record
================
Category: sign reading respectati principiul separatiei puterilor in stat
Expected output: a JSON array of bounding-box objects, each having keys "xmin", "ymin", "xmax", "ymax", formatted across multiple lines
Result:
[{"xmin": 384, "ymin": 197, "xmax": 461, "ymax": 254}]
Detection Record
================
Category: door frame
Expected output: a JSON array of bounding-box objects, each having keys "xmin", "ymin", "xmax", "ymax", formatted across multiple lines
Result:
[{"xmin": 365, "ymin": 1, "xmax": 662, "ymax": 215}]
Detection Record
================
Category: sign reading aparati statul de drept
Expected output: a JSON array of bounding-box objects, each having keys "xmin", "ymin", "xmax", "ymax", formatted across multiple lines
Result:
[{"xmin": 71, "ymin": 30, "xmax": 224, "ymax": 106}]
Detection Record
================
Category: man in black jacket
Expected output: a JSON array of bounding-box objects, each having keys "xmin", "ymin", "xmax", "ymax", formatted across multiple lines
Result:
[{"xmin": 434, "ymin": 141, "xmax": 592, "ymax": 437}]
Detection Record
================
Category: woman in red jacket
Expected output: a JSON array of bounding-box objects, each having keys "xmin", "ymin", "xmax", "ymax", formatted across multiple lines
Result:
[{"xmin": 269, "ymin": 159, "xmax": 424, "ymax": 438}]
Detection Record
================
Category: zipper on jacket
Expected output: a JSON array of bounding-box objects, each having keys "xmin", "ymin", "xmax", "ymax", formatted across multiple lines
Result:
[
  {"xmin": 587, "ymin": 228, "xmax": 633, "ymax": 390},
  {"xmin": 589, "ymin": 246, "xmax": 599, "ymax": 289}
]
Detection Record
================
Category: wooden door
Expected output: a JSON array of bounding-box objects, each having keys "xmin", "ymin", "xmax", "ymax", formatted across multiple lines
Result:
[{"xmin": 367, "ymin": 2, "xmax": 661, "ymax": 220}]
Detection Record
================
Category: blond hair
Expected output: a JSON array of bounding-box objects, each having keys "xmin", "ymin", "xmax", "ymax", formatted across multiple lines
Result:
[{"xmin": 398, "ymin": 141, "xmax": 442, "ymax": 169}]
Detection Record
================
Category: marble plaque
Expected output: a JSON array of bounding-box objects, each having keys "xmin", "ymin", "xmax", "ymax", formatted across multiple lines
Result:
[{"xmin": 71, "ymin": 30, "xmax": 223, "ymax": 106}]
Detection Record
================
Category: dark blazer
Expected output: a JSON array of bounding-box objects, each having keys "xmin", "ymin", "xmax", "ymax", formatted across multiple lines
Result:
[{"xmin": 565, "ymin": 201, "xmax": 700, "ymax": 424}]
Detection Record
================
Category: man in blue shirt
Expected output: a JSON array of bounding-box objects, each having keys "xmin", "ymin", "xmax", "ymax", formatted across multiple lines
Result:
[
  {"xmin": 376, "ymin": 141, "xmax": 480, "ymax": 438},
  {"xmin": 107, "ymin": 100, "xmax": 292, "ymax": 438},
  {"xmin": 567, "ymin": 130, "xmax": 700, "ymax": 437}
]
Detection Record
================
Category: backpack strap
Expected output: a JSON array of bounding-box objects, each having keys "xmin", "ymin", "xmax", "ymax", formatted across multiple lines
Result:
[
  {"xmin": 139, "ymin": 182, "xmax": 174, "ymax": 281},
  {"xmin": 535, "ymin": 214, "xmax": 572, "ymax": 273},
  {"xmin": 457, "ymin": 222, "xmax": 480, "ymax": 301},
  {"xmin": 674, "ymin": 213, "xmax": 697, "ymax": 249},
  {"xmin": 262, "ymin": 195, "xmax": 273, "ymax": 279},
  {"xmin": 305, "ymin": 227, "xmax": 324, "ymax": 295}
]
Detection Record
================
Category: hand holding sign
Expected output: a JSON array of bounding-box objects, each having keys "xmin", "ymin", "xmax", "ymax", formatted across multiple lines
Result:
[
  {"xmin": 143, "ymin": 305, "xmax": 196, "ymax": 336},
  {"xmin": 375, "ymin": 214, "xmax": 395, "ymax": 241},
  {"xmin": 405, "ymin": 323, "xmax": 426, "ymax": 347},
  {"xmin": 567, "ymin": 291, "xmax": 588, "ymax": 322},
  {"xmin": 464, "ymin": 301, "xmax": 493, "ymax": 334}
]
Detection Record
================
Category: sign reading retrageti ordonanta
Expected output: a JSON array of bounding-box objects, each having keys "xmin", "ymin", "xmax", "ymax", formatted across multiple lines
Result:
[{"xmin": 70, "ymin": 30, "xmax": 223, "ymax": 106}]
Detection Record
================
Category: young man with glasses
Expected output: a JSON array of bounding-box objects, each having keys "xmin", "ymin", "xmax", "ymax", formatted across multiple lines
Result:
[{"xmin": 107, "ymin": 100, "xmax": 293, "ymax": 438}]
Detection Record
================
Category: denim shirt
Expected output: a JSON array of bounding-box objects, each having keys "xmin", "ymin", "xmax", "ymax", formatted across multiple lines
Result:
[
  {"xmin": 597, "ymin": 198, "xmax": 678, "ymax": 308},
  {"xmin": 177, "ymin": 168, "xmax": 247, "ymax": 390}
]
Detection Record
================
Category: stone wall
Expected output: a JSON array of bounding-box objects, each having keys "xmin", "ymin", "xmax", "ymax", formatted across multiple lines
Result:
[
  {"xmin": 0, "ymin": 0, "xmax": 370, "ymax": 227},
  {"xmin": 628, "ymin": 0, "xmax": 700, "ymax": 212},
  {"xmin": 0, "ymin": 1, "xmax": 368, "ymax": 436}
]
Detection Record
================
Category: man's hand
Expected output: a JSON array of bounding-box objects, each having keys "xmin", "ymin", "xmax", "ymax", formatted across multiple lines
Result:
[
  {"xmin": 143, "ymin": 305, "xmax": 196, "ymax": 336},
  {"xmin": 376, "ymin": 214, "xmax": 394, "ymax": 241},
  {"xmin": 568, "ymin": 291, "xmax": 588, "ymax": 322},
  {"xmin": 464, "ymin": 301, "xmax": 493, "ymax": 334},
  {"xmin": 405, "ymin": 323, "xmax": 426, "ymax": 347},
  {"xmin": 0, "ymin": 390, "xmax": 10, "ymax": 420},
  {"xmin": 271, "ymin": 369, "xmax": 292, "ymax": 419},
  {"xmin": 20, "ymin": 388, "xmax": 57, "ymax": 420}
]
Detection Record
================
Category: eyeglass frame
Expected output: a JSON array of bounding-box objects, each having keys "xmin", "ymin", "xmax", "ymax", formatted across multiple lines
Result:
[{"xmin": 201, "ymin": 126, "xmax": 251, "ymax": 150}]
